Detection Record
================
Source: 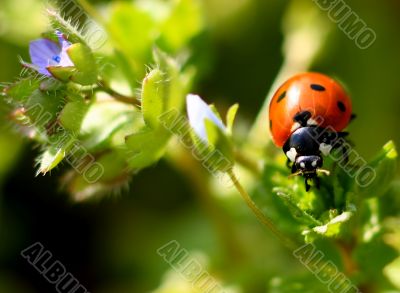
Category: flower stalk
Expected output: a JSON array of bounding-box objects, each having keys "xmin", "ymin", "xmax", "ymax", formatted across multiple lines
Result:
[
  {"xmin": 97, "ymin": 80, "xmax": 140, "ymax": 107},
  {"xmin": 227, "ymin": 168, "xmax": 297, "ymax": 250}
]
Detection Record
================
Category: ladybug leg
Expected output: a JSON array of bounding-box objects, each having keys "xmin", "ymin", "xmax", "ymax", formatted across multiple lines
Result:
[
  {"xmin": 293, "ymin": 111, "xmax": 312, "ymax": 127},
  {"xmin": 350, "ymin": 113, "xmax": 357, "ymax": 122},
  {"xmin": 319, "ymin": 131, "xmax": 349, "ymax": 156},
  {"xmin": 338, "ymin": 131, "xmax": 349, "ymax": 138},
  {"xmin": 314, "ymin": 176, "xmax": 320, "ymax": 189},
  {"xmin": 337, "ymin": 132, "xmax": 355, "ymax": 148},
  {"xmin": 291, "ymin": 162, "xmax": 298, "ymax": 173}
]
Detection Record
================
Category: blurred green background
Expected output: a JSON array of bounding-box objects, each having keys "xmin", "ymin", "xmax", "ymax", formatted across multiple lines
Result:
[{"xmin": 1, "ymin": 0, "xmax": 400, "ymax": 292}]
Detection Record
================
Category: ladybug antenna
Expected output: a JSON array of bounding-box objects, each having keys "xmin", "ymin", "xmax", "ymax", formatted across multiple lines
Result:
[
  {"xmin": 288, "ymin": 170, "xmax": 303, "ymax": 178},
  {"xmin": 316, "ymin": 168, "xmax": 330, "ymax": 176}
]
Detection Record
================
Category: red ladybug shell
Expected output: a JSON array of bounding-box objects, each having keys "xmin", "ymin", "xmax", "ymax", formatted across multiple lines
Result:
[{"xmin": 269, "ymin": 72, "xmax": 352, "ymax": 147}]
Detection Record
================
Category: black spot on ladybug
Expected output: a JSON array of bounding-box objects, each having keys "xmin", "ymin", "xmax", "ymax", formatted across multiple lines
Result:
[
  {"xmin": 277, "ymin": 91, "xmax": 286, "ymax": 103},
  {"xmin": 310, "ymin": 84, "xmax": 326, "ymax": 91},
  {"xmin": 293, "ymin": 111, "xmax": 312, "ymax": 126},
  {"xmin": 269, "ymin": 120, "xmax": 272, "ymax": 130},
  {"xmin": 337, "ymin": 101, "xmax": 346, "ymax": 112}
]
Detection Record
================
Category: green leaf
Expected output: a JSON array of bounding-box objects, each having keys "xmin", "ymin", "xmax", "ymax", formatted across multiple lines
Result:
[
  {"xmin": 108, "ymin": 3, "xmax": 157, "ymax": 66},
  {"xmin": 226, "ymin": 103, "xmax": 239, "ymax": 135},
  {"xmin": 39, "ymin": 79, "xmax": 64, "ymax": 91},
  {"xmin": 203, "ymin": 118, "xmax": 234, "ymax": 171},
  {"xmin": 356, "ymin": 141, "xmax": 397, "ymax": 198},
  {"xmin": 124, "ymin": 50, "xmax": 195, "ymax": 171},
  {"xmin": 67, "ymin": 43, "xmax": 98, "ymax": 85},
  {"xmin": 303, "ymin": 210, "xmax": 354, "ymax": 242},
  {"xmin": 125, "ymin": 127, "xmax": 170, "ymax": 170},
  {"xmin": 359, "ymin": 198, "xmax": 381, "ymax": 243},
  {"xmin": 141, "ymin": 69, "xmax": 165, "ymax": 129},
  {"xmin": 153, "ymin": 48, "xmax": 191, "ymax": 110},
  {"xmin": 204, "ymin": 118, "xmax": 219, "ymax": 146},
  {"xmin": 25, "ymin": 89, "xmax": 64, "ymax": 130},
  {"xmin": 253, "ymin": 159, "xmax": 326, "ymax": 234},
  {"xmin": 93, "ymin": 151, "xmax": 128, "ymax": 182},
  {"xmin": 384, "ymin": 257, "xmax": 400, "ymax": 289},
  {"xmin": 59, "ymin": 99, "xmax": 89, "ymax": 133},
  {"xmin": 80, "ymin": 101, "xmax": 142, "ymax": 152},
  {"xmin": 47, "ymin": 66, "xmax": 76, "ymax": 82},
  {"xmin": 273, "ymin": 187, "xmax": 322, "ymax": 226},
  {"xmin": 354, "ymin": 233, "xmax": 398, "ymax": 281},
  {"xmin": 158, "ymin": 0, "xmax": 204, "ymax": 52},
  {"xmin": 62, "ymin": 151, "xmax": 129, "ymax": 201},
  {"xmin": 207, "ymin": 104, "xmax": 223, "ymax": 122},
  {"xmin": 38, "ymin": 134, "xmax": 76, "ymax": 174},
  {"xmin": 3, "ymin": 78, "xmax": 40, "ymax": 104}
]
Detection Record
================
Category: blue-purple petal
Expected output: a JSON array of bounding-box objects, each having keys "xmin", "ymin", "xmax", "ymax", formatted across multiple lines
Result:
[
  {"xmin": 23, "ymin": 61, "xmax": 52, "ymax": 76},
  {"xmin": 59, "ymin": 48, "xmax": 74, "ymax": 67},
  {"xmin": 29, "ymin": 39, "xmax": 61, "ymax": 69},
  {"xmin": 29, "ymin": 32, "xmax": 75, "ymax": 77}
]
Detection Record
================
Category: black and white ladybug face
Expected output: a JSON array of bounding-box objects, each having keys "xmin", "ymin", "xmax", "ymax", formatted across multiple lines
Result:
[{"xmin": 295, "ymin": 155, "xmax": 322, "ymax": 173}]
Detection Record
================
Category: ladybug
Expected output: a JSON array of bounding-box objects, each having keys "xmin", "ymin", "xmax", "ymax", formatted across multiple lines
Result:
[{"xmin": 269, "ymin": 72, "xmax": 353, "ymax": 191}]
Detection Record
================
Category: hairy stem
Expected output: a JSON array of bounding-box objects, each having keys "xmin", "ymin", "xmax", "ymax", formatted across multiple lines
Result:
[
  {"xmin": 97, "ymin": 80, "xmax": 140, "ymax": 107},
  {"xmin": 227, "ymin": 169, "xmax": 297, "ymax": 250}
]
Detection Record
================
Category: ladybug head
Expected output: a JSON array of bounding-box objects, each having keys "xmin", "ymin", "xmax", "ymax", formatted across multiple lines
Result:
[
  {"xmin": 283, "ymin": 127, "xmax": 331, "ymax": 190},
  {"xmin": 294, "ymin": 155, "xmax": 322, "ymax": 176},
  {"xmin": 290, "ymin": 155, "xmax": 329, "ymax": 191}
]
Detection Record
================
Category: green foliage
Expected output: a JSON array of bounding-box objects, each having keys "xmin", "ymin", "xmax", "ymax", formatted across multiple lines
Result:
[
  {"xmin": 3, "ymin": 0, "xmax": 200, "ymax": 198},
  {"xmin": 255, "ymin": 141, "xmax": 398, "ymax": 245},
  {"xmin": 59, "ymin": 99, "xmax": 89, "ymax": 133},
  {"xmin": 269, "ymin": 274, "xmax": 328, "ymax": 293},
  {"xmin": 252, "ymin": 140, "xmax": 399, "ymax": 290},
  {"xmin": 3, "ymin": 78, "xmax": 40, "ymax": 104},
  {"xmin": 356, "ymin": 141, "xmax": 398, "ymax": 198},
  {"xmin": 226, "ymin": 103, "xmax": 239, "ymax": 135},
  {"xmin": 65, "ymin": 43, "xmax": 98, "ymax": 85},
  {"xmin": 125, "ymin": 50, "xmax": 192, "ymax": 171},
  {"xmin": 80, "ymin": 101, "xmax": 140, "ymax": 152},
  {"xmin": 158, "ymin": 0, "xmax": 204, "ymax": 52},
  {"xmin": 141, "ymin": 69, "xmax": 165, "ymax": 129},
  {"xmin": 2, "ymin": 0, "xmax": 400, "ymax": 292},
  {"xmin": 37, "ymin": 135, "xmax": 75, "ymax": 174},
  {"xmin": 47, "ymin": 9, "xmax": 87, "ymax": 45},
  {"xmin": 46, "ymin": 43, "xmax": 98, "ymax": 85},
  {"xmin": 384, "ymin": 257, "xmax": 400, "ymax": 290},
  {"xmin": 107, "ymin": 0, "xmax": 204, "ymax": 80}
]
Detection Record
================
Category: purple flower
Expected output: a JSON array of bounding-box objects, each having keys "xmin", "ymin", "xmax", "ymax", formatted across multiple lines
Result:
[{"xmin": 27, "ymin": 31, "xmax": 74, "ymax": 76}]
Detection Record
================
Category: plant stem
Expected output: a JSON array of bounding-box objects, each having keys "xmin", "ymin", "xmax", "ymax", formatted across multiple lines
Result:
[
  {"xmin": 234, "ymin": 150, "xmax": 262, "ymax": 177},
  {"xmin": 227, "ymin": 169, "xmax": 297, "ymax": 250},
  {"xmin": 336, "ymin": 240, "xmax": 358, "ymax": 276},
  {"xmin": 97, "ymin": 80, "xmax": 141, "ymax": 107},
  {"xmin": 221, "ymin": 170, "xmax": 360, "ymax": 293}
]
